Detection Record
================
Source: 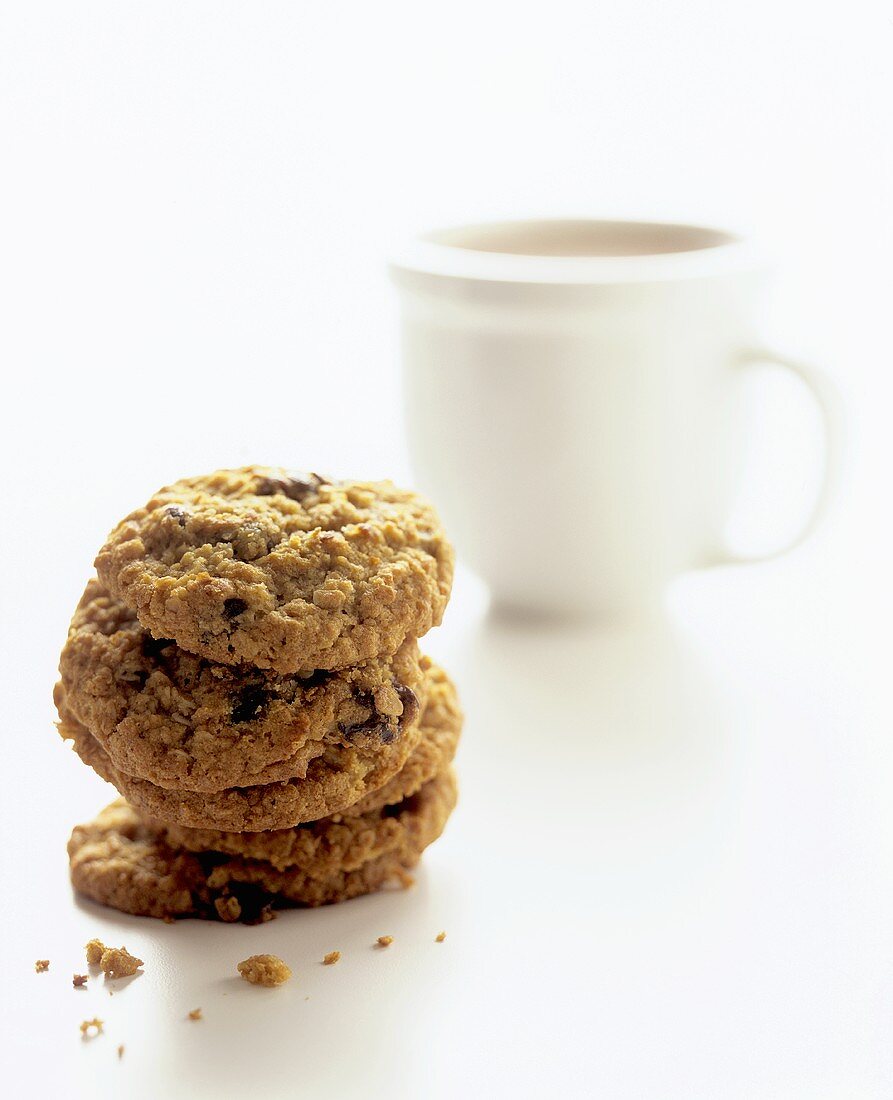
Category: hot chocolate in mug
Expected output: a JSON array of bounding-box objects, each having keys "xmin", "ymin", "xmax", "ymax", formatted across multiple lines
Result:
[{"xmin": 390, "ymin": 219, "xmax": 840, "ymax": 619}]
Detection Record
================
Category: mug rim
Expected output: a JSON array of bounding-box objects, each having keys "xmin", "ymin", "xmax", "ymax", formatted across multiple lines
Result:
[{"xmin": 390, "ymin": 217, "xmax": 767, "ymax": 286}]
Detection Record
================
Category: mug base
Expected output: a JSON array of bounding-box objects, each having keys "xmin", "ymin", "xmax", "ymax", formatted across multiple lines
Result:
[{"xmin": 488, "ymin": 595, "xmax": 668, "ymax": 630}]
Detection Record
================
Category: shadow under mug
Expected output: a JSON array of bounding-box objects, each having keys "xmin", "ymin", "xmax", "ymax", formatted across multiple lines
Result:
[{"xmin": 390, "ymin": 219, "xmax": 840, "ymax": 620}]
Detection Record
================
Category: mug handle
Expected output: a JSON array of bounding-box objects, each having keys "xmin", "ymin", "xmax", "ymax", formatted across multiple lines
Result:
[{"xmin": 711, "ymin": 348, "xmax": 844, "ymax": 565}]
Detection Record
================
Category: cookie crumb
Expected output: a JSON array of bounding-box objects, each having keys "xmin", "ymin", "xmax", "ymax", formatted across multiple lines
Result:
[
  {"xmin": 376, "ymin": 936, "xmax": 394, "ymax": 948},
  {"xmin": 80, "ymin": 1018, "xmax": 103, "ymax": 1039},
  {"xmin": 396, "ymin": 869, "xmax": 415, "ymax": 889},
  {"xmin": 187, "ymin": 1008, "xmax": 203, "ymax": 1021},
  {"xmin": 237, "ymin": 954, "xmax": 291, "ymax": 987},
  {"xmin": 435, "ymin": 931, "xmax": 447, "ymax": 942},
  {"xmin": 322, "ymin": 951, "xmax": 341, "ymax": 966},
  {"xmin": 85, "ymin": 938, "xmax": 106, "ymax": 965},
  {"xmin": 73, "ymin": 974, "xmax": 88, "ymax": 988},
  {"xmin": 99, "ymin": 945, "xmax": 143, "ymax": 979},
  {"xmin": 162, "ymin": 915, "xmax": 175, "ymax": 925},
  {"xmin": 34, "ymin": 959, "xmax": 49, "ymax": 973},
  {"xmin": 214, "ymin": 896, "xmax": 242, "ymax": 923},
  {"xmin": 117, "ymin": 1044, "xmax": 125, "ymax": 1060}
]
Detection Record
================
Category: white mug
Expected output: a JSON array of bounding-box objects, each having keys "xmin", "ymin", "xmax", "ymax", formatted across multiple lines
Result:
[{"xmin": 390, "ymin": 219, "xmax": 840, "ymax": 620}]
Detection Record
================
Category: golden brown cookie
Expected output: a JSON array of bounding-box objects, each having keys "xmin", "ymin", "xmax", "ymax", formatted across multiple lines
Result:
[
  {"xmin": 94, "ymin": 467, "xmax": 454, "ymax": 674},
  {"xmin": 159, "ymin": 663, "xmax": 462, "ymax": 865},
  {"xmin": 57, "ymin": 687, "xmax": 422, "ymax": 830},
  {"xmin": 55, "ymin": 662, "xmax": 457, "ymax": 830},
  {"xmin": 67, "ymin": 770, "xmax": 457, "ymax": 920},
  {"xmin": 344, "ymin": 660, "xmax": 462, "ymax": 815},
  {"xmin": 58, "ymin": 578, "xmax": 424, "ymax": 791}
]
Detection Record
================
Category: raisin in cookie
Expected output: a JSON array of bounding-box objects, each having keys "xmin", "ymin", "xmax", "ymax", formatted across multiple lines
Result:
[
  {"xmin": 94, "ymin": 467, "xmax": 453, "ymax": 673},
  {"xmin": 58, "ymin": 685, "xmax": 425, "ymax": 831},
  {"xmin": 344, "ymin": 660, "xmax": 462, "ymax": 816},
  {"xmin": 68, "ymin": 770, "xmax": 457, "ymax": 920},
  {"xmin": 58, "ymin": 578, "xmax": 424, "ymax": 792},
  {"xmin": 161, "ymin": 661, "xmax": 462, "ymax": 862}
]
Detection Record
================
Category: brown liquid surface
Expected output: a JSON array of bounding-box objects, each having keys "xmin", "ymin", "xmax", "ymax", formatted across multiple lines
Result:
[{"xmin": 425, "ymin": 220, "xmax": 736, "ymax": 257}]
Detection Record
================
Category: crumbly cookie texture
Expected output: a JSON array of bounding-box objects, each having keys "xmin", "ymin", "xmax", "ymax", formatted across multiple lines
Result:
[
  {"xmin": 85, "ymin": 938, "xmax": 105, "ymax": 965},
  {"xmin": 84, "ymin": 938, "xmax": 143, "ymax": 977},
  {"xmin": 56, "ymin": 673, "xmax": 425, "ymax": 831},
  {"xmin": 67, "ymin": 769, "xmax": 457, "ymax": 921},
  {"xmin": 343, "ymin": 660, "xmax": 461, "ymax": 816},
  {"xmin": 58, "ymin": 578, "xmax": 425, "ymax": 792},
  {"xmin": 94, "ymin": 467, "xmax": 454, "ymax": 674},
  {"xmin": 100, "ymin": 946, "xmax": 143, "ymax": 979},
  {"xmin": 237, "ymin": 955, "xmax": 291, "ymax": 987},
  {"xmin": 158, "ymin": 663, "xmax": 460, "ymax": 860}
]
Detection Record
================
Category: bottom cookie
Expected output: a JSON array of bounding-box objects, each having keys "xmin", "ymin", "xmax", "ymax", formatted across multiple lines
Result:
[{"xmin": 68, "ymin": 768, "xmax": 457, "ymax": 921}]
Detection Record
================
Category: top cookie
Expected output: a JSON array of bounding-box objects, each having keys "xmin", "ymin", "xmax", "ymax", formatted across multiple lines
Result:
[{"xmin": 94, "ymin": 467, "xmax": 454, "ymax": 673}]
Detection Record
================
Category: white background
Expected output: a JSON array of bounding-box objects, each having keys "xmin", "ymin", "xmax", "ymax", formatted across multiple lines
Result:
[{"xmin": 0, "ymin": 3, "xmax": 891, "ymax": 1097}]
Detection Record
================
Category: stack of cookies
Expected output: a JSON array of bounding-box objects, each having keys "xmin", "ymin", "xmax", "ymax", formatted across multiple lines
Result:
[{"xmin": 55, "ymin": 467, "xmax": 460, "ymax": 922}]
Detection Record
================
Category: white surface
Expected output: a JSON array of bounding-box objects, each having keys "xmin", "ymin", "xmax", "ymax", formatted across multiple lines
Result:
[
  {"xmin": 0, "ymin": 2, "xmax": 891, "ymax": 1097},
  {"xmin": 2, "ymin": 564, "xmax": 890, "ymax": 1100}
]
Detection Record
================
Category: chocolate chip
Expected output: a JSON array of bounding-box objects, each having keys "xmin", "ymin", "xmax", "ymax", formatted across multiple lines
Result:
[
  {"xmin": 255, "ymin": 472, "xmax": 327, "ymax": 502},
  {"xmin": 223, "ymin": 597, "xmax": 248, "ymax": 620},
  {"xmin": 394, "ymin": 683, "xmax": 420, "ymax": 731},
  {"xmin": 340, "ymin": 717, "xmax": 389, "ymax": 743},
  {"xmin": 164, "ymin": 505, "xmax": 189, "ymax": 526},
  {"xmin": 338, "ymin": 691, "xmax": 379, "ymax": 742},
  {"xmin": 231, "ymin": 684, "xmax": 270, "ymax": 724},
  {"xmin": 338, "ymin": 684, "xmax": 419, "ymax": 745}
]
